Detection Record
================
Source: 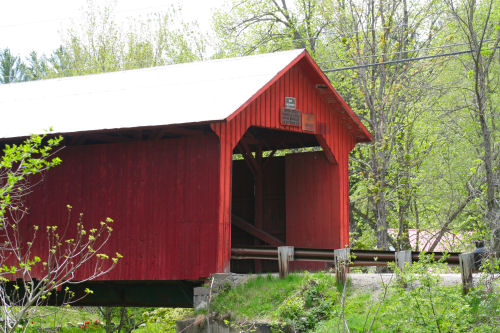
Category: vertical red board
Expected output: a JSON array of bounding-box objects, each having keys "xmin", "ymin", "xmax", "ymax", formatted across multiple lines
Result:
[{"xmin": 285, "ymin": 151, "xmax": 340, "ymax": 271}]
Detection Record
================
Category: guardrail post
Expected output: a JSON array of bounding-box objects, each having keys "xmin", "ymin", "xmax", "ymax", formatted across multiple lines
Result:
[
  {"xmin": 278, "ymin": 246, "xmax": 294, "ymax": 278},
  {"xmin": 395, "ymin": 250, "xmax": 412, "ymax": 288},
  {"xmin": 334, "ymin": 248, "xmax": 350, "ymax": 285},
  {"xmin": 395, "ymin": 250, "xmax": 412, "ymax": 271},
  {"xmin": 459, "ymin": 252, "xmax": 474, "ymax": 294}
]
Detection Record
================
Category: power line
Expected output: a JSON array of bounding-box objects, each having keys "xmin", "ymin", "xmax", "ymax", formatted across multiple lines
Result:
[
  {"xmin": 317, "ymin": 39, "xmax": 496, "ymax": 64},
  {"xmin": 322, "ymin": 46, "xmax": 500, "ymax": 73}
]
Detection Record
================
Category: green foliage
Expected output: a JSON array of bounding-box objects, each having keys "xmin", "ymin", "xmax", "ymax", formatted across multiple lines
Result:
[
  {"xmin": 98, "ymin": 307, "xmax": 150, "ymax": 333},
  {"xmin": 8, "ymin": 306, "xmax": 100, "ymax": 332},
  {"xmin": 211, "ymin": 273, "xmax": 304, "ymax": 320},
  {"xmin": 211, "ymin": 272, "xmax": 339, "ymax": 332},
  {"xmin": 350, "ymin": 223, "xmax": 377, "ymax": 250},
  {"xmin": 213, "ymin": 0, "xmax": 330, "ymax": 57},
  {"xmin": 141, "ymin": 308, "xmax": 193, "ymax": 333},
  {"xmin": 1, "ymin": 1, "xmax": 207, "ymax": 83},
  {"xmin": 0, "ymin": 48, "xmax": 27, "ymax": 83},
  {"xmin": 4, "ymin": 306, "xmax": 193, "ymax": 333},
  {"xmin": 273, "ymin": 272, "xmax": 338, "ymax": 332},
  {"xmin": 377, "ymin": 254, "xmax": 499, "ymax": 332},
  {"xmin": 0, "ymin": 133, "xmax": 62, "ymax": 230},
  {"xmin": 385, "ymin": 255, "xmax": 472, "ymax": 332},
  {"xmin": 47, "ymin": 2, "xmax": 206, "ymax": 78},
  {"xmin": 1, "ymin": 134, "xmax": 121, "ymax": 333}
]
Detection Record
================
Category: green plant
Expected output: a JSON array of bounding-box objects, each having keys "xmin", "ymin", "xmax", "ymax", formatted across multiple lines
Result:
[
  {"xmin": 99, "ymin": 307, "xmax": 151, "ymax": 333},
  {"xmin": 212, "ymin": 272, "xmax": 338, "ymax": 332},
  {"xmin": 78, "ymin": 320, "xmax": 103, "ymax": 331},
  {"xmin": 141, "ymin": 308, "xmax": 193, "ymax": 333},
  {"xmin": 383, "ymin": 253, "xmax": 489, "ymax": 332},
  {"xmin": 211, "ymin": 273, "xmax": 303, "ymax": 321},
  {"xmin": 0, "ymin": 134, "xmax": 121, "ymax": 333}
]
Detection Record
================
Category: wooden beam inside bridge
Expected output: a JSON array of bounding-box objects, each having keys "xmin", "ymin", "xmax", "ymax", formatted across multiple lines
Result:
[{"xmin": 232, "ymin": 214, "xmax": 284, "ymax": 247}]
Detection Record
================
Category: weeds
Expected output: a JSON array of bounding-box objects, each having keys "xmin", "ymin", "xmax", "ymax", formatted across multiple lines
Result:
[{"xmin": 211, "ymin": 259, "xmax": 498, "ymax": 333}]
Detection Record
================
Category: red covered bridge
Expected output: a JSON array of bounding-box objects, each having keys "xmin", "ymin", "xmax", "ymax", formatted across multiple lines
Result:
[{"xmin": 0, "ymin": 49, "xmax": 371, "ymax": 306}]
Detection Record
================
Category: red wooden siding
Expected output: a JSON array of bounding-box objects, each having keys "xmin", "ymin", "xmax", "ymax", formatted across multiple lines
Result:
[
  {"xmin": 22, "ymin": 134, "xmax": 221, "ymax": 281},
  {"xmin": 211, "ymin": 57, "xmax": 356, "ymax": 271},
  {"xmin": 285, "ymin": 151, "xmax": 343, "ymax": 271},
  {"xmin": 285, "ymin": 152, "xmax": 340, "ymax": 248}
]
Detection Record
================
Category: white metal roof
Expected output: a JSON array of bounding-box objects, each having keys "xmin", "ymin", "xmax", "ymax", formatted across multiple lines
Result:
[{"xmin": 0, "ymin": 49, "xmax": 304, "ymax": 139}]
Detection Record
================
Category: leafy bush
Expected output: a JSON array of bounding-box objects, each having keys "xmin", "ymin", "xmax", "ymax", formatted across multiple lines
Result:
[
  {"xmin": 211, "ymin": 272, "xmax": 338, "ymax": 332},
  {"xmin": 275, "ymin": 273, "xmax": 337, "ymax": 332},
  {"xmin": 211, "ymin": 273, "xmax": 304, "ymax": 321},
  {"xmin": 382, "ymin": 253, "xmax": 499, "ymax": 333},
  {"xmin": 141, "ymin": 308, "xmax": 193, "ymax": 332}
]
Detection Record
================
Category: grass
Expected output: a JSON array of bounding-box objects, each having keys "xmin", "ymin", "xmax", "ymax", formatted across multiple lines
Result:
[
  {"xmin": 210, "ymin": 271, "xmax": 340, "ymax": 331},
  {"xmin": 313, "ymin": 292, "xmax": 387, "ymax": 333},
  {"xmin": 210, "ymin": 273, "xmax": 305, "ymax": 321},
  {"xmin": 208, "ymin": 270, "xmax": 500, "ymax": 333}
]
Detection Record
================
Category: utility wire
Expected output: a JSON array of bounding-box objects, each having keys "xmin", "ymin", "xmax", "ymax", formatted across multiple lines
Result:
[
  {"xmin": 317, "ymin": 39, "xmax": 496, "ymax": 64},
  {"xmin": 322, "ymin": 46, "xmax": 500, "ymax": 73}
]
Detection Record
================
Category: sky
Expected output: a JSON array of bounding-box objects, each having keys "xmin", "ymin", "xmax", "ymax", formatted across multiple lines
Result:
[{"xmin": 0, "ymin": 0, "xmax": 226, "ymax": 57}]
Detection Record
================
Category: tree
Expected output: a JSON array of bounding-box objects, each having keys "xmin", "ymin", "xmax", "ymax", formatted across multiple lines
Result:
[
  {"xmin": 213, "ymin": 0, "xmax": 332, "ymax": 58},
  {"xmin": 313, "ymin": 0, "xmax": 451, "ymax": 251},
  {"xmin": 0, "ymin": 49, "xmax": 26, "ymax": 83},
  {"xmin": 0, "ymin": 134, "xmax": 121, "ymax": 333},
  {"xmin": 443, "ymin": 0, "xmax": 499, "ymax": 251},
  {"xmin": 46, "ymin": 1, "xmax": 206, "ymax": 77},
  {"xmin": 23, "ymin": 52, "xmax": 50, "ymax": 81}
]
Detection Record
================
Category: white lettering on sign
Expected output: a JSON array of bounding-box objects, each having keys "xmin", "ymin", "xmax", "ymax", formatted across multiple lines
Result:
[
  {"xmin": 285, "ymin": 97, "xmax": 296, "ymax": 109},
  {"xmin": 281, "ymin": 108, "xmax": 301, "ymax": 126}
]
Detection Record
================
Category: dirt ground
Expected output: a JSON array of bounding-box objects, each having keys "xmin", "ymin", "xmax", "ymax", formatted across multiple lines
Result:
[
  {"xmin": 348, "ymin": 273, "xmax": 490, "ymax": 292},
  {"xmin": 227, "ymin": 272, "xmax": 498, "ymax": 293}
]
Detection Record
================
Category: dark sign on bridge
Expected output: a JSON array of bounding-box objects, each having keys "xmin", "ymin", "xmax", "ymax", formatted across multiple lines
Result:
[{"xmin": 281, "ymin": 108, "xmax": 301, "ymax": 126}]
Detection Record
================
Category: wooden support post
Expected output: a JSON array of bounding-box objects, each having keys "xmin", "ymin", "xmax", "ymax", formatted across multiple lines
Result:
[
  {"xmin": 278, "ymin": 246, "xmax": 294, "ymax": 279},
  {"xmin": 395, "ymin": 250, "xmax": 412, "ymax": 271},
  {"xmin": 334, "ymin": 248, "xmax": 350, "ymax": 285},
  {"xmin": 254, "ymin": 147, "xmax": 264, "ymax": 231},
  {"xmin": 459, "ymin": 252, "xmax": 474, "ymax": 294},
  {"xmin": 254, "ymin": 147, "xmax": 264, "ymax": 273}
]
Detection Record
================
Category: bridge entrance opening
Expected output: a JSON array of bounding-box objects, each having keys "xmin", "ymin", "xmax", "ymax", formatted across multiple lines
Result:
[{"xmin": 230, "ymin": 126, "xmax": 338, "ymax": 273}]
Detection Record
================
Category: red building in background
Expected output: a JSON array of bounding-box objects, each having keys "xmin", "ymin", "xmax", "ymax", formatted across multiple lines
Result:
[{"xmin": 0, "ymin": 49, "xmax": 371, "ymax": 306}]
